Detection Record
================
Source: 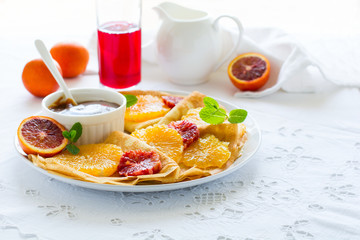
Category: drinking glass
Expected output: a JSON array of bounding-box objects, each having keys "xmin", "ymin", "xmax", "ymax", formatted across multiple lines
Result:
[{"xmin": 96, "ymin": 0, "xmax": 142, "ymax": 89}]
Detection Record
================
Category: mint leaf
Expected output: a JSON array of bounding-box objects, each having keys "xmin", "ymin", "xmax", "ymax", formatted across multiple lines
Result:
[
  {"xmin": 66, "ymin": 144, "xmax": 80, "ymax": 155},
  {"xmin": 62, "ymin": 130, "xmax": 71, "ymax": 139},
  {"xmin": 203, "ymin": 97, "xmax": 219, "ymax": 109},
  {"xmin": 62, "ymin": 122, "xmax": 83, "ymax": 155},
  {"xmin": 199, "ymin": 106, "xmax": 227, "ymax": 125},
  {"xmin": 228, "ymin": 109, "xmax": 248, "ymax": 123},
  {"xmin": 70, "ymin": 122, "xmax": 82, "ymax": 142},
  {"xmin": 69, "ymin": 130, "xmax": 77, "ymax": 142},
  {"xmin": 124, "ymin": 94, "xmax": 137, "ymax": 108}
]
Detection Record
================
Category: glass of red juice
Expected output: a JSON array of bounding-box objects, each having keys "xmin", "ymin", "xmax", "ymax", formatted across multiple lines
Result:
[{"xmin": 96, "ymin": 0, "xmax": 141, "ymax": 89}]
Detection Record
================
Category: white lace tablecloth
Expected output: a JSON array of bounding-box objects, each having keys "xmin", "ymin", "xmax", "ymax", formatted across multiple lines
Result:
[
  {"xmin": 1, "ymin": 62, "xmax": 360, "ymax": 240},
  {"xmin": 1, "ymin": 0, "xmax": 360, "ymax": 239}
]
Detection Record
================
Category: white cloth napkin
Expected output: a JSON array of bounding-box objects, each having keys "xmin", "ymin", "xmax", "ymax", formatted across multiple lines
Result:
[{"xmin": 141, "ymin": 27, "xmax": 332, "ymax": 98}]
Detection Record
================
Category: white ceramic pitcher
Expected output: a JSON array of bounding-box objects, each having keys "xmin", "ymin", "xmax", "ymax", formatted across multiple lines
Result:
[{"xmin": 153, "ymin": 2, "xmax": 243, "ymax": 85}]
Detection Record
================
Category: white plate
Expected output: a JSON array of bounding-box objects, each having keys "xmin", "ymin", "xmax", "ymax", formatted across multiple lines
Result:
[{"xmin": 15, "ymin": 91, "xmax": 261, "ymax": 192}]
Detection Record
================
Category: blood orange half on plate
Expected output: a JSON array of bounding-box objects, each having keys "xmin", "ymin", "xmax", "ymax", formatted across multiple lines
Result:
[{"xmin": 17, "ymin": 116, "xmax": 68, "ymax": 157}]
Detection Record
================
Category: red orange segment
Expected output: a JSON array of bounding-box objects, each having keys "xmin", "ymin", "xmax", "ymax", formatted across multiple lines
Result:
[
  {"xmin": 168, "ymin": 120, "xmax": 199, "ymax": 149},
  {"xmin": 118, "ymin": 150, "xmax": 162, "ymax": 176},
  {"xmin": 162, "ymin": 95, "xmax": 184, "ymax": 108}
]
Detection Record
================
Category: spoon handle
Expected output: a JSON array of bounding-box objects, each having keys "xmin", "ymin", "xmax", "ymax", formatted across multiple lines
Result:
[{"xmin": 34, "ymin": 39, "xmax": 77, "ymax": 105}]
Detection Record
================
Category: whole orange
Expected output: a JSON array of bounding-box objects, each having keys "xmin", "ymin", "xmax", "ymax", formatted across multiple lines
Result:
[
  {"xmin": 22, "ymin": 59, "xmax": 61, "ymax": 98},
  {"xmin": 50, "ymin": 42, "xmax": 89, "ymax": 78}
]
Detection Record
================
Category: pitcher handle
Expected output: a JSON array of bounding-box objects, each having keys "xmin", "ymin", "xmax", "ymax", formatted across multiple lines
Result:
[{"xmin": 212, "ymin": 15, "xmax": 244, "ymax": 71}]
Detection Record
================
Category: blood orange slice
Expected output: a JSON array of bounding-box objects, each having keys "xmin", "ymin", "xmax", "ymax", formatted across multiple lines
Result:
[
  {"xmin": 162, "ymin": 95, "xmax": 184, "ymax": 108},
  {"xmin": 118, "ymin": 150, "xmax": 162, "ymax": 176},
  {"xmin": 228, "ymin": 52, "xmax": 271, "ymax": 91},
  {"xmin": 17, "ymin": 116, "xmax": 68, "ymax": 157},
  {"xmin": 168, "ymin": 120, "xmax": 199, "ymax": 149}
]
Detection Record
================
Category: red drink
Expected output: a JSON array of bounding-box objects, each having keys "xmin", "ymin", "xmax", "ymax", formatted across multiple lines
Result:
[{"xmin": 97, "ymin": 21, "xmax": 141, "ymax": 89}]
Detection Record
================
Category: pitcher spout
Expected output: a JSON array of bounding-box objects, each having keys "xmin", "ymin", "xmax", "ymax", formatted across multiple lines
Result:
[
  {"xmin": 153, "ymin": 2, "xmax": 172, "ymax": 22},
  {"xmin": 153, "ymin": 2, "xmax": 208, "ymax": 22}
]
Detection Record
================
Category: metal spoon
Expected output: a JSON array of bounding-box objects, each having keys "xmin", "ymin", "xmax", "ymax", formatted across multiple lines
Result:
[{"xmin": 34, "ymin": 39, "xmax": 77, "ymax": 105}]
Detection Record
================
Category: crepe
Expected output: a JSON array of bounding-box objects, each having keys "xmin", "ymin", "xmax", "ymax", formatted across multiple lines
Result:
[
  {"xmin": 103, "ymin": 131, "xmax": 180, "ymax": 184},
  {"xmin": 29, "ymin": 131, "xmax": 180, "ymax": 185}
]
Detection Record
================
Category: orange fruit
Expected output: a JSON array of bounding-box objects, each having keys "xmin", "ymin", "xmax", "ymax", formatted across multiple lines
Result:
[
  {"xmin": 181, "ymin": 134, "xmax": 231, "ymax": 169},
  {"xmin": 17, "ymin": 116, "xmax": 68, "ymax": 157},
  {"xmin": 50, "ymin": 42, "xmax": 89, "ymax": 78},
  {"xmin": 228, "ymin": 52, "xmax": 271, "ymax": 91},
  {"xmin": 125, "ymin": 95, "xmax": 171, "ymax": 122},
  {"xmin": 51, "ymin": 144, "xmax": 123, "ymax": 177},
  {"xmin": 131, "ymin": 125, "xmax": 183, "ymax": 162},
  {"xmin": 22, "ymin": 59, "xmax": 61, "ymax": 98}
]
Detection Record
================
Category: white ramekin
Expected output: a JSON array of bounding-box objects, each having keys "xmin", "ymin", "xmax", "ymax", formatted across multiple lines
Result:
[{"xmin": 42, "ymin": 88, "xmax": 126, "ymax": 145}]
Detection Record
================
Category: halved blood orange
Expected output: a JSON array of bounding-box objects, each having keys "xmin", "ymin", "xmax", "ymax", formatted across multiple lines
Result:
[
  {"xmin": 17, "ymin": 116, "xmax": 68, "ymax": 157},
  {"xmin": 228, "ymin": 52, "xmax": 271, "ymax": 91}
]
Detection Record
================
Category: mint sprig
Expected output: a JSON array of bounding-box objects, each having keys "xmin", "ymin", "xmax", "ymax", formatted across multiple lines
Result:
[
  {"xmin": 199, "ymin": 105, "xmax": 227, "ymax": 125},
  {"xmin": 199, "ymin": 97, "xmax": 247, "ymax": 125},
  {"xmin": 62, "ymin": 122, "xmax": 82, "ymax": 155},
  {"xmin": 124, "ymin": 94, "xmax": 138, "ymax": 108}
]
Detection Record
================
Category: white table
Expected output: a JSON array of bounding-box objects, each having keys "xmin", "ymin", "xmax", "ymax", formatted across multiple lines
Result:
[{"xmin": 1, "ymin": 1, "xmax": 360, "ymax": 239}]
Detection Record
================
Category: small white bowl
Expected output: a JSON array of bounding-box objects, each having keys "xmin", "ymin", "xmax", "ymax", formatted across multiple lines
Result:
[{"xmin": 42, "ymin": 88, "xmax": 126, "ymax": 145}]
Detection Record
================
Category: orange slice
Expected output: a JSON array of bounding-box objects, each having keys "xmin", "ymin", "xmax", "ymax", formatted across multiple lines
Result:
[
  {"xmin": 228, "ymin": 52, "xmax": 271, "ymax": 91},
  {"xmin": 52, "ymin": 144, "xmax": 123, "ymax": 177},
  {"xmin": 131, "ymin": 125, "xmax": 184, "ymax": 162},
  {"xmin": 181, "ymin": 134, "xmax": 231, "ymax": 169},
  {"xmin": 17, "ymin": 116, "xmax": 68, "ymax": 157},
  {"xmin": 125, "ymin": 95, "xmax": 170, "ymax": 122}
]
